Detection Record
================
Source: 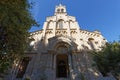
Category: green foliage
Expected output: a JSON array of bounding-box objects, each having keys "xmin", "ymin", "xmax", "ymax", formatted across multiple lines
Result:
[
  {"xmin": 92, "ymin": 42, "xmax": 120, "ymax": 78},
  {"xmin": 0, "ymin": 0, "xmax": 37, "ymax": 73}
]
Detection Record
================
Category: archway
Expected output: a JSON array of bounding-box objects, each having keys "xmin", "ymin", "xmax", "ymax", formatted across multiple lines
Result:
[
  {"xmin": 56, "ymin": 54, "xmax": 69, "ymax": 78},
  {"xmin": 88, "ymin": 38, "xmax": 95, "ymax": 49}
]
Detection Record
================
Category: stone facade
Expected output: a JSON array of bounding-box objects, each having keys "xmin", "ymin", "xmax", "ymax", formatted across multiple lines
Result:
[{"xmin": 7, "ymin": 4, "xmax": 116, "ymax": 80}]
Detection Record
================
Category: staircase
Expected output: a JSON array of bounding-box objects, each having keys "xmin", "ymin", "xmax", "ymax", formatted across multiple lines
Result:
[{"xmin": 56, "ymin": 78, "xmax": 69, "ymax": 80}]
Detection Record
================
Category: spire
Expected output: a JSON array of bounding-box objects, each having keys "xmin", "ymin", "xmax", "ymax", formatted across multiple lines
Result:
[{"xmin": 59, "ymin": 0, "xmax": 62, "ymax": 5}]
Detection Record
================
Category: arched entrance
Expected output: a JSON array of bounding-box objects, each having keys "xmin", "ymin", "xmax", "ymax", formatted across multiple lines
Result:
[{"xmin": 56, "ymin": 54, "xmax": 69, "ymax": 78}]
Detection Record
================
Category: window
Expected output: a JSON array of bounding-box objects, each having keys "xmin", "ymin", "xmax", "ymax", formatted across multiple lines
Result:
[
  {"xmin": 88, "ymin": 38, "xmax": 95, "ymax": 50},
  {"xmin": 61, "ymin": 9, "xmax": 64, "ymax": 12},
  {"xmin": 57, "ymin": 20, "xmax": 64, "ymax": 29},
  {"xmin": 57, "ymin": 9, "xmax": 60, "ymax": 12}
]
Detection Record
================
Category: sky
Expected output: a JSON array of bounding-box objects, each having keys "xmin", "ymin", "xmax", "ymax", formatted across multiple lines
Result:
[{"xmin": 29, "ymin": 0, "xmax": 120, "ymax": 42}]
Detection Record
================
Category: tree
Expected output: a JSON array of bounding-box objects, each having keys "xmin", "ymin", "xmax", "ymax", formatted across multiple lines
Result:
[
  {"xmin": 0, "ymin": 0, "xmax": 37, "ymax": 74},
  {"xmin": 92, "ymin": 42, "xmax": 120, "ymax": 79}
]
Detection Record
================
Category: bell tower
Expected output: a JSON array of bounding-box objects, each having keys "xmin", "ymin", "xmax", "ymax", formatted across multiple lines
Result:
[{"xmin": 54, "ymin": 4, "xmax": 67, "ymax": 15}]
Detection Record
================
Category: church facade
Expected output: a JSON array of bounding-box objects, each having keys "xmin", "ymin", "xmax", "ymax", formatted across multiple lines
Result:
[{"xmin": 8, "ymin": 4, "xmax": 116, "ymax": 80}]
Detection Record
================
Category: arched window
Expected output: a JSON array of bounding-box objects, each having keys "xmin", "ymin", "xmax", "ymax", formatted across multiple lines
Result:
[
  {"xmin": 57, "ymin": 20, "xmax": 64, "ymax": 29},
  {"xmin": 57, "ymin": 9, "xmax": 60, "ymax": 12},
  {"xmin": 88, "ymin": 38, "xmax": 95, "ymax": 49},
  {"xmin": 47, "ymin": 20, "xmax": 53, "ymax": 29},
  {"xmin": 61, "ymin": 9, "xmax": 64, "ymax": 12}
]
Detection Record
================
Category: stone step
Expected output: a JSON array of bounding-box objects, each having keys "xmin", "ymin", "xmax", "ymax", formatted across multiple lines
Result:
[{"xmin": 56, "ymin": 78, "xmax": 69, "ymax": 80}]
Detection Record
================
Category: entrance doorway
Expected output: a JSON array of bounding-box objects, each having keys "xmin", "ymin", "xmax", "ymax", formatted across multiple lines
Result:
[{"xmin": 56, "ymin": 54, "xmax": 69, "ymax": 78}]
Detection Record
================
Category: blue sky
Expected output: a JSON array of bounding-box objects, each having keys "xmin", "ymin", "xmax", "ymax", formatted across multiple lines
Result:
[{"xmin": 29, "ymin": 0, "xmax": 120, "ymax": 42}]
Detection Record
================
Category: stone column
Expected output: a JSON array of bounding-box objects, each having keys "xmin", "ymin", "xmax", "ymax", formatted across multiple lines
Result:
[
  {"xmin": 53, "ymin": 21, "xmax": 56, "ymax": 36},
  {"xmin": 68, "ymin": 54, "xmax": 73, "ymax": 80},
  {"xmin": 50, "ymin": 53, "xmax": 56, "ymax": 80},
  {"xmin": 66, "ymin": 21, "xmax": 71, "ymax": 36}
]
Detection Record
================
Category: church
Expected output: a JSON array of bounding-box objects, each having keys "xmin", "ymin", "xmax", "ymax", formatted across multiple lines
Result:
[{"xmin": 8, "ymin": 4, "xmax": 116, "ymax": 80}]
